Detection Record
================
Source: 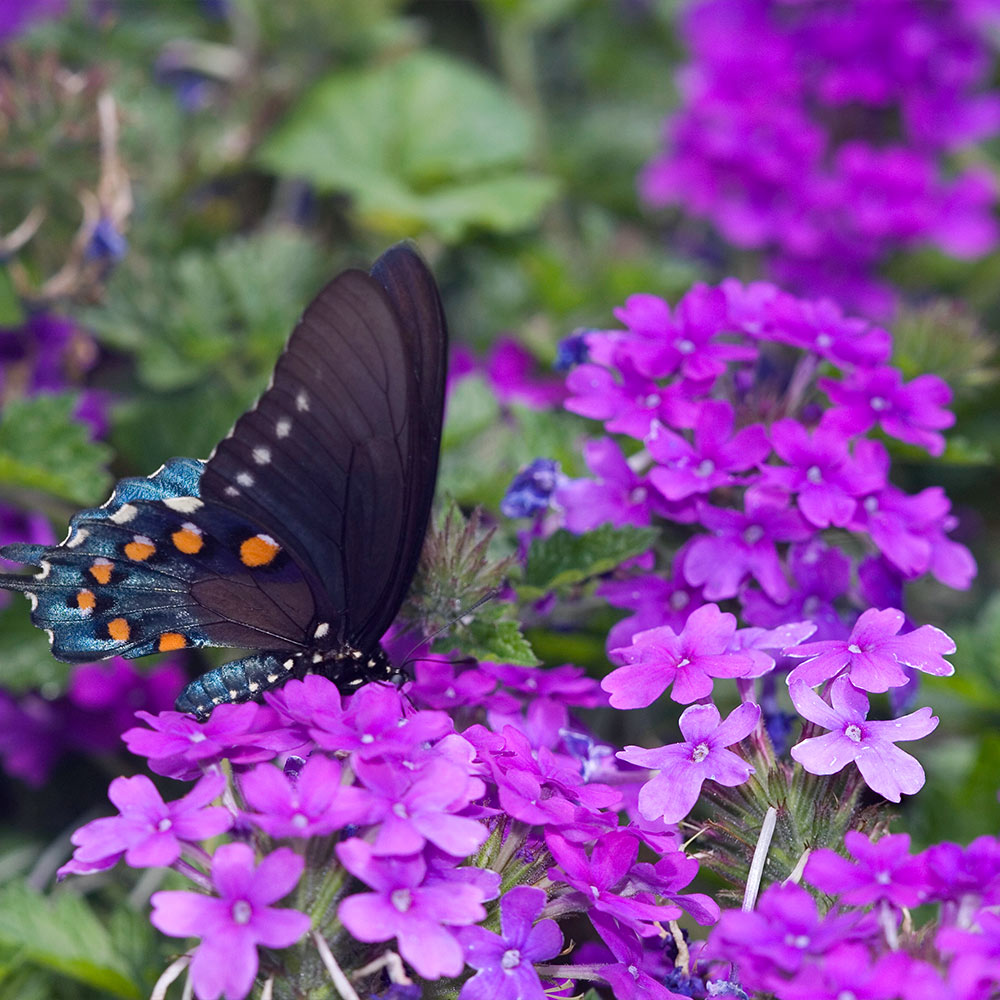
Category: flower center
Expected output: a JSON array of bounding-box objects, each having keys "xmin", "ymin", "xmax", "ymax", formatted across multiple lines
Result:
[
  {"xmin": 157, "ymin": 818, "xmax": 172, "ymax": 832},
  {"xmin": 847, "ymin": 643, "xmax": 862, "ymax": 654},
  {"xmin": 643, "ymin": 393, "xmax": 661, "ymax": 408},
  {"xmin": 391, "ymin": 889, "xmax": 413, "ymax": 912},
  {"xmin": 806, "ymin": 465, "xmax": 823, "ymax": 484},
  {"xmin": 671, "ymin": 591, "xmax": 690, "ymax": 611},
  {"xmin": 691, "ymin": 742, "xmax": 710, "ymax": 764},
  {"xmin": 844, "ymin": 724, "xmax": 863, "ymax": 743},
  {"xmin": 816, "ymin": 333, "xmax": 833, "ymax": 349},
  {"xmin": 501, "ymin": 949, "xmax": 522, "ymax": 971},
  {"xmin": 784, "ymin": 933, "xmax": 810, "ymax": 949},
  {"xmin": 695, "ymin": 458, "xmax": 716, "ymax": 478},
  {"xmin": 292, "ymin": 812, "xmax": 308, "ymax": 828},
  {"xmin": 629, "ymin": 487, "xmax": 647, "ymax": 505},
  {"xmin": 870, "ymin": 396, "xmax": 889, "ymax": 411},
  {"xmin": 392, "ymin": 802, "xmax": 409, "ymax": 818},
  {"xmin": 444, "ymin": 686, "xmax": 457, "ymax": 699},
  {"xmin": 628, "ymin": 964, "xmax": 640, "ymax": 980},
  {"xmin": 231, "ymin": 900, "xmax": 253, "ymax": 925},
  {"xmin": 188, "ymin": 732, "xmax": 206, "ymax": 744},
  {"xmin": 743, "ymin": 525, "xmax": 764, "ymax": 544},
  {"xmin": 589, "ymin": 884, "xmax": 600, "ymax": 900},
  {"xmin": 361, "ymin": 733, "xmax": 375, "ymax": 744},
  {"xmin": 675, "ymin": 338, "xmax": 695, "ymax": 355}
]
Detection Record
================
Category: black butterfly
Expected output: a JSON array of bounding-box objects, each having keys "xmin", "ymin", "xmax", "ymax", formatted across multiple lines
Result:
[{"xmin": 0, "ymin": 245, "xmax": 448, "ymax": 720}]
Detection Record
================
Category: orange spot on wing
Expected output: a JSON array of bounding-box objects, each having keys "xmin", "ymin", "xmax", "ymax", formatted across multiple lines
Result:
[
  {"xmin": 172, "ymin": 526, "xmax": 204, "ymax": 554},
  {"xmin": 89, "ymin": 560, "xmax": 113, "ymax": 585},
  {"xmin": 125, "ymin": 537, "xmax": 156, "ymax": 561},
  {"xmin": 107, "ymin": 618, "xmax": 130, "ymax": 641},
  {"xmin": 158, "ymin": 632, "xmax": 187, "ymax": 652},
  {"xmin": 240, "ymin": 534, "xmax": 280, "ymax": 567},
  {"xmin": 76, "ymin": 589, "xmax": 96, "ymax": 611}
]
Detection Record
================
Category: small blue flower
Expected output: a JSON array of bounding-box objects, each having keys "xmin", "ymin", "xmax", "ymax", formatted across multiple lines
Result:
[
  {"xmin": 553, "ymin": 330, "xmax": 590, "ymax": 371},
  {"xmin": 500, "ymin": 459, "xmax": 561, "ymax": 518},
  {"xmin": 86, "ymin": 218, "xmax": 128, "ymax": 263}
]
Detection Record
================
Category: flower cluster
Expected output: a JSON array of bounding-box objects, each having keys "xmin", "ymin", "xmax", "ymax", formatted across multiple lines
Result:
[
  {"xmin": 63, "ymin": 667, "xmax": 722, "ymax": 1000},
  {"xmin": 704, "ymin": 830, "xmax": 1000, "ymax": 1000},
  {"xmin": 641, "ymin": 0, "xmax": 1000, "ymax": 313},
  {"xmin": 514, "ymin": 278, "xmax": 969, "ymax": 817}
]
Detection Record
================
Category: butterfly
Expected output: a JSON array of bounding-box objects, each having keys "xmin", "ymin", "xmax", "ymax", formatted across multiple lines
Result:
[{"xmin": 0, "ymin": 244, "xmax": 448, "ymax": 720}]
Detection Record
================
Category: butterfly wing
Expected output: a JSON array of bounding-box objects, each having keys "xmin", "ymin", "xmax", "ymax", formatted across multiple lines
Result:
[{"xmin": 198, "ymin": 243, "xmax": 447, "ymax": 648}]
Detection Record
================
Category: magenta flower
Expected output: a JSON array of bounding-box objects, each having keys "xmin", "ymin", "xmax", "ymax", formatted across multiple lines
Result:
[
  {"xmin": 337, "ymin": 839, "xmax": 490, "ymax": 979},
  {"xmin": 784, "ymin": 607, "xmax": 955, "ymax": 692},
  {"xmin": 789, "ymin": 676, "xmax": 939, "ymax": 801},
  {"xmin": 618, "ymin": 701, "xmax": 760, "ymax": 823},
  {"xmin": 646, "ymin": 400, "xmax": 769, "ymax": 501},
  {"xmin": 682, "ymin": 494, "xmax": 811, "ymax": 603},
  {"xmin": 240, "ymin": 753, "xmax": 370, "ymax": 839},
  {"xmin": 60, "ymin": 773, "xmax": 232, "ymax": 876},
  {"xmin": 820, "ymin": 366, "xmax": 955, "ymax": 457},
  {"xmin": 804, "ymin": 831, "xmax": 929, "ymax": 909},
  {"xmin": 605, "ymin": 603, "xmax": 754, "ymax": 707},
  {"xmin": 151, "ymin": 843, "xmax": 310, "ymax": 1000},
  {"xmin": 458, "ymin": 886, "xmax": 562, "ymax": 1000},
  {"xmin": 354, "ymin": 757, "xmax": 488, "ymax": 857},
  {"xmin": 600, "ymin": 926, "xmax": 687, "ymax": 1000}
]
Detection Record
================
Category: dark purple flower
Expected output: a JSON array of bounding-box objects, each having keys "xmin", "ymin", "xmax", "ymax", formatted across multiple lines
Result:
[
  {"xmin": 60, "ymin": 773, "xmax": 232, "ymax": 877},
  {"xmin": 554, "ymin": 331, "xmax": 590, "ymax": 371},
  {"xmin": 0, "ymin": 689, "xmax": 64, "ymax": 784},
  {"xmin": 480, "ymin": 661, "xmax": 605, "ymax": 708},
  {"xmin": 789, "ymin": 676, "xmax": 939, "ymax": 801},
  {"xmin": 605, "ymin": 603, "xmax": 753, "ymax": 707},
  {"xmin": 458, "ymin": 886, "xmax": 562, "ymax": 1000},
  {"xmin": 784, "ymin": 607, "xmax": 955, "ymax": 692},
  {"xmin": 501, "ymin": 459, "xmax": 563, "ymax": 518},
  {"xmin": 618, "ymin": 701, "xmax": 760, "ymax": 823},
  {"xmin": 804, "ymin": 831, "xmax": 929, "ymax": 909},
  {"xmin": 486, "ymin": 338, "xmax": 566, "ymax": 409},
  {"xmin": 151, "ymin": 844, "xmax": 310, "ymax": 1000},
  {"xmin": 923, "ymin": 835, "xmax": 1000, "ymax": 907},
  {"xmin": 240, "ymin": 753, "xmax": 370, "ymax": 839},
  {"xmin": 85, "ymin": 217, "xmax": 128, "ymax": 262},
  {"xmin": 0, "ymin": 0, "xmax": 66, "ymax": 40},
  {"xmin": 337, "ymin": 839, "xmax": 490, "ymax": 979}
]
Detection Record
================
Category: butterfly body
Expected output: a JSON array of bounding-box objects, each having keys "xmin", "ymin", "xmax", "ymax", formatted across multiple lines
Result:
[{"xmin": 0, "ymin": 246, "xmax": 447, "ymax": 720}]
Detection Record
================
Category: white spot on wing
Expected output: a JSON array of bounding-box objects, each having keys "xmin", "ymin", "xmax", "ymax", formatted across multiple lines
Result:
[
  {"xmin": 275, "ymin": 418, "xmax": 291, "ymax": 438},
  {"xmin": 236, "ymin": 472, "xmax": 254, "ymax": 488},
  {"xmin": 225, "ymin": 486, "xmax": 240, "ymax": 497},
  {"xmin": 35, "ymin": 560, "xmax": 51, "ymax": 580},
  {"xmin": 45, "ymin": 629, "xmax": 54, "ymax": 645},
  {"xmin": 66, "ymin": 529, "xmax": 89, "ymax": 549},
  {"xmin": 25, "ymin": 592, "xmax": 37, "ymax": 610},
  {"xmin": 252, "ymin": 446, "xmax": 271, "ymax": 465},
  {"xmin": 110, "ymin": 504, "xmax": 138, "ymax": 524},
  {"xmin": 314, "ymin": 622, "xmax": 329, "ymax": 639},
  {"xmin": 296, "ymin": 390, "xmax": 310, "ymax": 412},
  {"xmin": 164, "ymin": 496, "xmax": 204, "ymax": 513}
]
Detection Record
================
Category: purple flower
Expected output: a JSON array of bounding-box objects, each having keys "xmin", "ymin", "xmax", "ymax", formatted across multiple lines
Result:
[
  {"xmin": 486, "ymin": 338, "xmax": 566, "ymax": 409},
  {"xmin": 151, "ymin": 843, "xmax": 310, "ymax": 1000},
  {"xmin": 618, "ymin": 701, "xmax": 760, "ymax": 823},
  {"xmin": 337, "ymin": 839, "xmax": 490, "ymax": 979},
  {"xmin": 599, "ymin": 567, "xmax": 704, "ymax": 652},
  {"xmin": 354, "ymin": 757, "xmax": 488, "ymax": 857},
  {"xmin": 820, "ymin": 367, "xmax": 955, "ymax": 457},
  {"xmin": 240, "ymin": 753, "xmax": 370, "ymax": 839},
  {"xmin": 646, "ymin": 400, "xmax": 769, "ymax": 501},
  {"xmin": 479, "ymin": 661, "xmax": 605, "ymax": 708},
  {"xmin": 784, "ymin": 607, "xmax": 955, "ymax": 692},
  {"xmin": 0, "ymin": 0, "xmax": 66, "ymax": 40},
  {"xmin": 554, "ymin": 331, "xmax": 590, "ymax": 371},
  {"xmin": 923, "ymin": 835, "xmax": 1000, "ymax": 907},
  {"xmin": 458, "ymin": 886, "xmax": 562, "ymax": 1000},
  {"xmin": 682, "ymin": 494, "xmax": 811, "ymax": 603},
  {"xmin": 501, "ymin": 458, "xmax": 563, "ymax": 518},
  {"xmin": 605, "ymin": 603, "xmax": 754, "ymax": 707},
  {"xmin": 804, "ymin": 831, "xmax": 929, "ymax": 909},
  {"xmin": 789, "ymin": 676, "xmax": 939, "ymax": 801},
  {"xmin": 60, "ymin": 773, "xmax": 232, "ymax": 877},
  {"xmin": 780, "ymin": 944, "xmax": 943, "ymax": 1000},
  {"xmin": 406, "ymin": 659, "xmax": 498, "ymax": 711},
  {"xmin": 600, "ymin": 926, "xmax": 688, "ymax": 1000}
]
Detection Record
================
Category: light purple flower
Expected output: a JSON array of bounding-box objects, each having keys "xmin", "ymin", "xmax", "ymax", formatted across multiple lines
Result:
[
  {"xmin": 618, "ymin": 702, "xmax": 760, "ymax": 823},
  {"xmin": 337, "ymin": 839, "xmax": 490, "ymax": 979},
  {"xmin": 605, "ymin": 603, "xmax": 754, "ymax": 707},
  {"xmin": 240, "ymin": 753, "xmax": 370, "ymax": 839},
  {"xmin": 151, "ymin": 843, "xmax": 310, "ymax": 1000},
  {"xmin": 804, "ymin": 831, "xmax": 929, "ymax": 909},
  {"xmin": 458, "ymin": 886, "xmax": 562, "ymax": 1000},
  {"xmin": 789, "ymin": 676, "xmax": 939, "ymax": 801},
  {"xmin": 784, "ymin": 607, "xmax": 955, "ymax": 692}
]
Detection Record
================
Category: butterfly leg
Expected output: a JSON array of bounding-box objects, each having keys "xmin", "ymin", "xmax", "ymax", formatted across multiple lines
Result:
[{"xmin": 175, "ymin": 652, "xmax": 300, "ymax": 720}]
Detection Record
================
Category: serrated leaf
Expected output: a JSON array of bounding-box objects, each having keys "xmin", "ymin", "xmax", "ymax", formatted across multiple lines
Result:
[
  {"xmin": 258, "ymin": 51, "xmax": 558, "ymax": 241},
  {"xmin": 0, "ymin": 394, "xmax": 111, "ymax": 506},
  {"xmin": 518, "ymin": 524, "xmax": 658, "ymax": 599},
  {"xmin": 450, "ymin": 617, "xmax": 539, "ymax": 666},
  {"xmin": 0, "ymin": 884, "xmax": 141, "ymax": 999}
]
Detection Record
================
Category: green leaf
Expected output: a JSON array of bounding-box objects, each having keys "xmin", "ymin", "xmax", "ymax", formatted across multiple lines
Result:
[
  {"xmin": 258, "ymin": 51, "xmax": 558, "ymax": 241},
  {"xmin": 0, "ymin": 394, "xmax": 111, "ymax": 506},
  {"xmin": 0, "ymin": 884, "xmax": 141, "ymax": 999},
  {"xmin": 0, "ymin": 269, "xmax": 24, "ymax": 327},
  {"xmin": 519, "ymin": 524, "xmax": 658, "ymax": 599},
  {"xmin": 447, "ymin": 613, "xmax": 539, "ymax": 666},
  {"xmin": 0, "ymin": 601, "xmax": 68, "ymax": 695}
]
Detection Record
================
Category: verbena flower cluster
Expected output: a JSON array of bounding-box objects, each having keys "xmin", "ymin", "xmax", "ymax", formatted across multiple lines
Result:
[
  {"xmin": 62, "ymin": 668, "xmax": 724, "ymax": 1000},
  {"xmin": 548, "ymin": 278, "xmax": 968, "ymax": 810},
  {"xmin": 641, "ymin": 0, "xmax": 1000, "ymax": 314}
]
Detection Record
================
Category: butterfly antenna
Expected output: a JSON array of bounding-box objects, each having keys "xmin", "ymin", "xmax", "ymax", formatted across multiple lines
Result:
[{"xmin": 399, "ymin": 587, "xmax": 500, "ymax": 672}]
